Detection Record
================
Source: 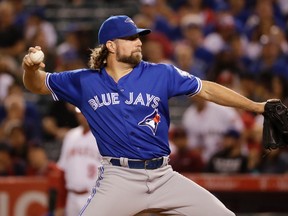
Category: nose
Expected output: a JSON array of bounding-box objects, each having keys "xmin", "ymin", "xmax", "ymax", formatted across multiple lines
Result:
[{"xmin": 136, "ymin": 38, "xmax": 142, "ymax": 46}]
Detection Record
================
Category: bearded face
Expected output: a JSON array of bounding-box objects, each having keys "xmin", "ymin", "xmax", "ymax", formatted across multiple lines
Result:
[
  {"xmin": 115, "ymin": 47, "xmax": 142, "ymax": 66},
  {"xmin": 113, "ymin": 34, "xmax": 143, "ymax": 66}
]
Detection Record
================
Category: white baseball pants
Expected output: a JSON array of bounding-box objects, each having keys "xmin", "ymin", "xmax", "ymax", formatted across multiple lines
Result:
[{"xmin": 79, "ymin": 162, "xmax": 235, "ymax": 216}]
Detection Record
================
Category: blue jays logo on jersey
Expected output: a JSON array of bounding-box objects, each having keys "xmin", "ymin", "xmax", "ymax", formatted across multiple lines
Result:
[{"xmin": 138, "ymin": 109, "xmax": 161, "ymax": 135}]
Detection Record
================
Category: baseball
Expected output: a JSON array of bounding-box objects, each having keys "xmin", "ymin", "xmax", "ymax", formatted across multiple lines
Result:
[{"xmin": 29, "ymin": 50, "xmax": 44, "ymax": 64}]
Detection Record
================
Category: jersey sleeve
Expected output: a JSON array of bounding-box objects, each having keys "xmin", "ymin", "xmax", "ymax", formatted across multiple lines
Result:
[
  {"xmin": 45, "ymin": 69, "xmax": 82, "ymax": 107},
  {"xmin": 167, "ymin": 65, "xmax": 202, "ymax": 98}
]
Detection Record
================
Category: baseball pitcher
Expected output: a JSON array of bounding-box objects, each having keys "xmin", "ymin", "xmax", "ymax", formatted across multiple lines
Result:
[{"xmin": 22, "ymin": 15, "xmax": 270, "ymax": 216}]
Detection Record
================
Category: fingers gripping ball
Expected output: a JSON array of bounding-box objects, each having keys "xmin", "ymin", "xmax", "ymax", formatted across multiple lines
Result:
[{"xmin": 29, "ymin": 50, "xmax": 44, "ymax": 64}]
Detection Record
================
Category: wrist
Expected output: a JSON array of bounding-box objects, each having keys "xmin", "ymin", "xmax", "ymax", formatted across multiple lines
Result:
[{"xmin": 255, "ymin": 102, "xmax": 265, "ymax": 113}]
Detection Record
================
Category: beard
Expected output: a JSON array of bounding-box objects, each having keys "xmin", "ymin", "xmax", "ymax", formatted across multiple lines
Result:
[{"xmin": 116, "ymin": 50, "xmax": 142, "ymax": 66}]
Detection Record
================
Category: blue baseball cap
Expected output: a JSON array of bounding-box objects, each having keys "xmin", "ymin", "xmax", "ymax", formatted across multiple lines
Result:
[{"xmin": 98, "ymin": 15, "xmax": 151, "ymax": 44}]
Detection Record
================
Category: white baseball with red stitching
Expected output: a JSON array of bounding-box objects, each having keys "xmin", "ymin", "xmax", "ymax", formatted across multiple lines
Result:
[{"xmin": 29, "ymin": 50, "xmax": 44, "ymax": 64}]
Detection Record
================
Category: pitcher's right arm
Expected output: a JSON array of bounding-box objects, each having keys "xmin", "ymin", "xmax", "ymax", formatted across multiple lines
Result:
[{"xmin": 22, "ymin": 46, "xmax": 50, "ymax": 94}]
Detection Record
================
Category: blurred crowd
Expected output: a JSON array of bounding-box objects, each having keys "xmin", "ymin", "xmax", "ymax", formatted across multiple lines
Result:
[{"xmin": 1, "ymin": 0, "xmax": 288, "ymax": 181}]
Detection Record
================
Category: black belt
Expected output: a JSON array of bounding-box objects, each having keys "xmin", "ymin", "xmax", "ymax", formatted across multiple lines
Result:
[{"xmin": 110, "ymin": 157, "xmax": 165, "ymax": 170}]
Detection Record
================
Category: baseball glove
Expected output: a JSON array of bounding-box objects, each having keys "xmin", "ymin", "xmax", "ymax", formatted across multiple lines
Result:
[{"xmin": 262, "ymin": 99, "xmax": 288, "ymax": 150}]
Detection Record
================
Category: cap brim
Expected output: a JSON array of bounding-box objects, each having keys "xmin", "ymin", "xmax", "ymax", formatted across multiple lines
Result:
[
  {"xmin": 137, "ymin": 28, "xmax": 151, "ymax": 36},
  {"xmin": 118, "ymin": 28, "xmax": 151, "ymax": 39}
]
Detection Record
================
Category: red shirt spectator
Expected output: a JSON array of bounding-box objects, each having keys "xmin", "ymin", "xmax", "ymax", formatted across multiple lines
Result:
[
  {"xmin": 26, "ymin": 145, "xmax": 67, "ymax": 215},
  {"xmin": 169, "ymin": 126, "xmax": 204, "ymax": 172}
]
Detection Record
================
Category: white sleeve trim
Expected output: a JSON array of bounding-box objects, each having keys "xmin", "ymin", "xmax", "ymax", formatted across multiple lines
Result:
[
  {"xmin": 45, "ymin": 73, "xmax": 59, "ymax": 101},
  {"xmin": 188, "ymin": 77, "xmax": 202, "ymax": 97}
]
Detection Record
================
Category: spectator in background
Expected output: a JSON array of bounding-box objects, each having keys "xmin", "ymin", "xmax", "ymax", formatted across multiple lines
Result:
[
  {"xmin": 169, "ymin": 126, "xmax": 204, "ymax": 173},
  {"xmin": 238, "ymin": 73, "xmax": 258, "ymax": 101},
  {"xmin": 6, "ymin": 123, "xmax": 29, "ymax": 164},
  {"xmin": 42, "ymin": 101, "xmax": 78, "ymax": 143},
  {"xmin": 270, "ymin": 74, "xmax": 288, "ymax": 106},
  {"xmin": 0, "ymin": 1, "xmax": 26, "ymax": 58},
  {"xmin": 176, "ymin": 0, "xmax": 216, "ymax": 35},
  {"xmin": 56, "ymin": 26, "xmax": 82, "ymax": 67},
  {"xmin": 173, "ymin": 43, "xmax": 202, "ymax": 78},
  {"xmin": 0, "ymin": 55, "xmax": 18, "ymax": 104},
  {"xmin": 245, "ymin": 0, "xmax": 286, "ymax": 39},
  {"xmin": 206, "ymin": 32, "xmax": 253, "ymax": 89},
  {"xmin": 0, "ymin": 141, "xmax": 26, "ymax": 176},
  {"xmin": 241, "ymin": 72, "xmax": 288, "ymax": 104},
  {"xmin": 0, "ymin": 90, "xmax": 43, "ymax": 143},
  {"xmin": 178, "ymin": 14, "xmax": 214, "ymax": 78},
  {"xmin": 24, "ymin": 8, "xmax": 58, "ymax": 51},
  {"xmin": 55, "ymin": 25, "xmax": 91, "ymax": 71},
  {"xmin": 207, "ymin": 34, "xmax": 250, "ymax": 83},
  {"xmin": 26, "ymin": 144, "xmax": 66, "ymax": 216},
  {"xmin": 244, "ymin": 0, "xmax": 286, "ymax": 60},
  {"xmin": 207, "ymin": 46, "xmax": 241, "ymax": 84},
  {"xmin": 238, "ymin": 112, "xmax": 263, "ymax": 171},
  {"xmin": 57, "ymin": 107, "xmax": 102, "ymax": 216},
  {"xmin": 182, "ymin": 97, "xmax": 244, "ymax": 163},
  {"xmin": 277, "ymin": 0, "xmax": 288, "ymax": 19},
  {"xmin": 203, "ymin": 12, "xmax": 243, "ymax": 55},
  {"xmin": 24, "ymin": 8, "xmax": 58, "ymax": 71},
  {"xmin": 9, "ymin": 0, "xmax": 31, "ymax": 31},
  {"xmin": 26, "ymin": 144, "xmax": 59, "ymax": 175},
  {"xmin": 227, "ymin": 0, "xmax": 251, "ymax": 31},
  {"xmin": 26, "ymin": 20, "xmax": 57, "ymax": 72},
  {"xmin": 133, "ymin": 0, "xmax": 181, "ymax": 41},
  {"xmin": 248, "ymin": 34, "xmax": 288, "ymax": 80},
  {"xmin": 256, "ymin": 149, "xmax": 288, "ymax": 174},
  {"xmin": 236, "ymin": 72, "xmax": 264, "ymax": 170},
  {"xmin": 142, "ymin": 32, "xmax": 173, "ymax": 63},
  {"xmin": 56, "ymin": 25, "xmax": 94, "ymax": 71},
  {"xmin": 254, "ymin": 73, "xmax": 274, "ymax": 102},
  {"xmin": 228, "ymin": 34, "xmax": 252, "ymax": 75},
  {"xmin": 214, "ymin": 70, "xmax": 237, "ymax": 91},
  {"xmin": 206, "ymin": 129, "xmax": 249, "ymax": 174}
]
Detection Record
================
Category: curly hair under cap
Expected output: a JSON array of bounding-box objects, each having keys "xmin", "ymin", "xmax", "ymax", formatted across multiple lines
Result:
[{"xmin": 88, "ymin": 45, "xmax": 109, "ymax": 70}]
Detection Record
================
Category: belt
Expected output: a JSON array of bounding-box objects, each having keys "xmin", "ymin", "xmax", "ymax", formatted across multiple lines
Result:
[{"xmin": 110, "ymin": 157, "xmax": 166, "ymax": 170}]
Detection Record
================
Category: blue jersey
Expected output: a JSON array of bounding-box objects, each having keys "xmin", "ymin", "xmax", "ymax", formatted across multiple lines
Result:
[{"xmin": 46, "ymin": 61, "xmax": 202, "ymax": 159}]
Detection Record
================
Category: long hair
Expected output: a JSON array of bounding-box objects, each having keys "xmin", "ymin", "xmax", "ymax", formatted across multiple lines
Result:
[{"xmin": 88, "ymin": 45, "xmax": 109, "ymax": 71}]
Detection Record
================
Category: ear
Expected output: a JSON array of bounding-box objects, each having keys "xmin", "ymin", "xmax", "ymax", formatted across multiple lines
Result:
[{"xmin": 106, "ymin": 41, "xmax": 115, "ymax": 53}]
